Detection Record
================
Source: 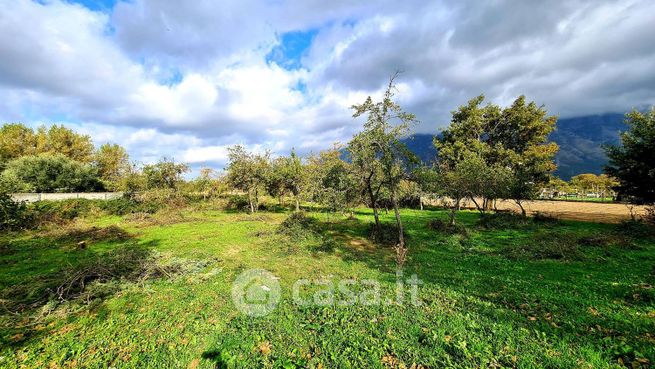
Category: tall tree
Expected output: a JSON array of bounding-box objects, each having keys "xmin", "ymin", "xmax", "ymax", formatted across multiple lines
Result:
[
  {"xmin": 0, "ymin": 123, "xmax": 38, "ymax": 169},
  {"xmin": 435, "ymin": 95, "xmax": 558, "ymax": 216},
  {"xmin": 349, "ymin": 74, "xmax": 417, "ymax": 267},
  {"xmin": 142, "ymin": 158, "xmax": 190, "ymax": 190},
  {"xmin": 95, "ymin": 143, "xmax": 130, "ymax": 190},
  {"xmin": 226, "ymin": 145, "xmax": 269, "ymax": 213},
  {"xmin": 279, "ymin": 149, "xmax": 304, "ymax": 212},
  {"xmin": 305, "ymin": 146, "xmax": 359, "ymax": 219},
  {"xmin": 604, "ymin": 108, "xmax": 655, "ymax": 204},
  {"xmin": 36, "ymin": 125, "xmax": 95, "ymax": 163}
]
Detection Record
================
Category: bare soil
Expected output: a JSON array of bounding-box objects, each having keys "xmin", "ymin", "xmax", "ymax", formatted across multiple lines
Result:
[{"xmin": 433, "ymin": 198, "xmax": 648, "ymax": 223}]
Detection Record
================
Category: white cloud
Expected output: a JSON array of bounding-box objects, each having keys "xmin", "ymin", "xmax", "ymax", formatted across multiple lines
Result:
[{"xmin": 0, "ymin": 0, "xmax": 654, "ymax": 172}]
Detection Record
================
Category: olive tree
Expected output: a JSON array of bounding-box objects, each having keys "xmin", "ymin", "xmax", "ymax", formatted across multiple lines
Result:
[{"xmin": 349, "ymin": 74, "xmax": 417, "ymax": 267}]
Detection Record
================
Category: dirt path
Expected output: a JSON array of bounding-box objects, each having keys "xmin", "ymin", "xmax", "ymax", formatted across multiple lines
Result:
[{"xmin": 431, "ymin": 198, "xmax": 647, "ymax": 223}]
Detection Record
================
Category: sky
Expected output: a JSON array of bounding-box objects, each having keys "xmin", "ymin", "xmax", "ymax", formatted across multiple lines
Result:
[{"xmin": 1, "ymin": 0, "xmax": 654, "ymax": 174}]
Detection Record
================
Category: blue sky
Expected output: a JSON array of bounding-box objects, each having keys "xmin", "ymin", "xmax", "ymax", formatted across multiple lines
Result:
[{"xmin": 1, "ymin": 0, "xmax": 654, "ymax": 173}]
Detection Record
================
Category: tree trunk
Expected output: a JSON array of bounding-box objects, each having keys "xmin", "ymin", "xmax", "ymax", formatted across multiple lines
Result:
[
  {"xmin": 295, "ymin": 196, "xmax": 300, "ymax": 212},
  {"xmin": 419, "ymin": 196, "xmax": 423, "ymax": 211},
  {"xmin": 515, "ymin": 199, "xmax": 527, "ymax": 217},
  {"xmin": 366, "ymin": 183, "xmax": 381, "ymax": 234},
  {"xmin": 449, "ymin": 197, "xmax": 460, "ymax": 226},
  {"xmin": 247, "ymin": 190, "xmax": 254, "ymax": 214},
  {"xmin": 470, "ymin": 196, "xmax": 484, "ymax": 213},
  {"xmin": 391, "ymin": 191, "xmax": 407, "ymax": 268}
]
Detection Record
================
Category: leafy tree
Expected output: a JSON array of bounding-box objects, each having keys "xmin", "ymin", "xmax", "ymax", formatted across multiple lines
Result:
[
  {"xmin": 265, "ymin": 158, "xmax": 287, "ymax": 205},
  {"xmin": 35, "ymin": 124, "xmax": 95, "ymax": 163},
  {"xmin": 0, "ymin": 191, "xmax": 28, "ymax": 230},
  {"xmin": 604, "ymin": 108, "xmax": 655, "ymax": 204},
  {"xmin": 0, "ymin": 123, "xmax": 38, "ymax": 169},
  {"xmin": 226, "ymin": 145, "xmax": 270, "ymax": 213},
  {"xmin": 95, "ymin": 143, "xmax": 130, "ymax": 190},
  {"xmin": 305, "ymin": 146, "xmax": 359, "ymax": 219},
  {"xmin": 349, "ymin": 74, "xmax": 417, "ymax": 267},
  {"xmin": 278, "ymin": 149, "xmax": 304, "ymax": 212},
  {"xmin": 435, "ymin": 95, "xmax": 558, "ymax": 216},
  {"xmin": 142, "ymin": 158, "xmax": 190, "ymax": 190},
  {"xmin": 0, "ymin": 153, "xmax": 103, "ymax": 192},
  {"xmin": 188, "ymin": 168, "xmax": 226, "ymax": 198}
]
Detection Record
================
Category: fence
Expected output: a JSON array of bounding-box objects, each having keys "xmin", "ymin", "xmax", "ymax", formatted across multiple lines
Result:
[{"xmin": 11, "ymin": 192, "xmax": 123, "ymax": 203}]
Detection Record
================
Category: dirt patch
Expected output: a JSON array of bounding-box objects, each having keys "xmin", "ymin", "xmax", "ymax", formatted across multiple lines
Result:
[{"xmin": 430, "ymin": 198, "xmax": 648, "ymax": 223}]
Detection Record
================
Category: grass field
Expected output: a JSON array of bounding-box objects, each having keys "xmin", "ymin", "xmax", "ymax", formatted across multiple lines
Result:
[{"xmin": 1, "ymin": 205, "xmax": 654, "ymax": 368}]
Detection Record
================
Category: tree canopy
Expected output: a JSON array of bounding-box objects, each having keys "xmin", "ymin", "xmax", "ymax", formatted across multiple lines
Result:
[{"xmin": 604, "ymin": 108, "xmax": 655, "ymax": 204}]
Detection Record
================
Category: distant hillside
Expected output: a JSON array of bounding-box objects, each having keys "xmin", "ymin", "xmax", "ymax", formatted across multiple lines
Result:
[{"xmin": 400, "ymin": 113, "xmax": 626, "ymax": 180}]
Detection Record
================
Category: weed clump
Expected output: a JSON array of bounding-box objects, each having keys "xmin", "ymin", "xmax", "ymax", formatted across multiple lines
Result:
[
  {"xmin": 427, "ymin": 218, "xmax": 468, "ymax": 236},
  {"xmin": 277, "ymin": 212, "xmax": 317, "ymax": 240},
  {"xmin": 532, "ymin": 211, "xmax": 559, "ymax": 224},
  {"xmin": 500, "ymin": 232, "xmax": 583, "ymax": 260}
]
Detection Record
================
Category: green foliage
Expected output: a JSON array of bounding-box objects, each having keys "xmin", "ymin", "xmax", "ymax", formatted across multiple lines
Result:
[
  {"xmin": 28, "ymin": 199, "xmax": 98, "ymax": 224},
  {"xmin": 0, "ymin": 153, "xmax": 104, "ymax": 192},
  {"xmin": 348, "ymin": 74, "xmax": 417, "ymax": 263},
  {"xmin": 226, "ymin": 145, "xmax": 270, "ymax": 213},
  {"xmin": 142, "ymin": 158, "xmax": 190, "ymax": 190},
  {"xmin": 0, "ymin": 192, "xmax": 28, "ymax": 230},
  {"xmin": 99, "ymin": 196, "xmax": 161, "ymax": 215},
  {"xmin": 35, "ymin": 124, "xmax": 95, "ymax": 163},
  {"xmin": 427, "ymin": 218, "xmax": 468, "ymax": 236},
  {"xmin": 0, "ymin": 123, "xmax": 38, "ymax": 170},
  {"xmin": 94, "ymin": 143, "xmax": 130, "ymax": 190},
  {"xmin": 604, "ymin": 108, "xmax": 655, "ymax": 204},
  {"xmin": 433, "ymin": 95, "xmax": 559, "ymax": 213},
  {"xmin": 305, "ymin": 146, "xmax": 359, "ymax": 215}
]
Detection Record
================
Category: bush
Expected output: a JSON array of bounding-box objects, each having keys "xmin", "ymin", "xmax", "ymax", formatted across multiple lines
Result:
[
  {"xmin": 1, "ymin": 153, "xmax": 104, "ymax": 192},
  {"xmin": 368, "ymin": 222, "xmax": 408, "ymax": 246},
  {"xmin": 100, "ymin": 196, "xmax": 160, "ymax": 215},
  {"xmin": 644, "ymin": 206, "xmax": 655, "ymax": 226},
  {"xmin": 27, "ymin": 199, "xmax": 97, "ymax": 225},
  {"xmin": 277, "ymin": 212, "xmax": 317, "ymax": 241},
  {"xmin": 533, "ymin": 211, "xmax": 559, "ymax": 224},
  {"xmin": 427, "ymin": 218, "xmax": 468, "ymax": 236},
  {"xmin": 0, "ymin": 192, "xmax": 29, "ymax": 230}
]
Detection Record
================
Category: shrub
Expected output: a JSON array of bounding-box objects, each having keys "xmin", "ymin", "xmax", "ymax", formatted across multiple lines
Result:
[
  {"xmin": 0, "ymin": 192, "xmax": 29, "ymax": 230},
  {"xmin": 100, "ymin": 196, "xmax": 160, "ymax": 215},
  {"xmin": 27, "ymin": 199, "xmax": 97, "ymax": 225},
  {"xmin": 224, "ymin": 194, "xmax": 251, "ymax": 211},
  {"xmin": 277, "ymin": 212, "xmax": 317, "ymax": 240},
  {"xmin": 533, "ymin": 211, "xmax": 559, "ymax": 224},
  {"xmin": 1, "ymin": 153, "xmax": 104, "ymax": 192},
  {"xmin": 644, "ymin": 206, "xmax": 655, "ymax": 226},
  {"xmin": 368, "ymin": 222, "xmax": 408, "ymax": 246},
  {"xmin": 427, "ymin": 218, "xmax": 468, "ymax": 236}
]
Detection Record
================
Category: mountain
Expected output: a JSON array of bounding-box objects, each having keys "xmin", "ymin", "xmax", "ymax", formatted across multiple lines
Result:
[{"xmin": 400, "ymin": 113, "xmax": 625, "ymax": 180}]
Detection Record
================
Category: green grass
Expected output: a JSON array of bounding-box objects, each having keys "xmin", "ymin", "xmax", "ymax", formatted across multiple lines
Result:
[{"xmin": 1, "ymin": 207, "xmax": 654, "ymax": 368}]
